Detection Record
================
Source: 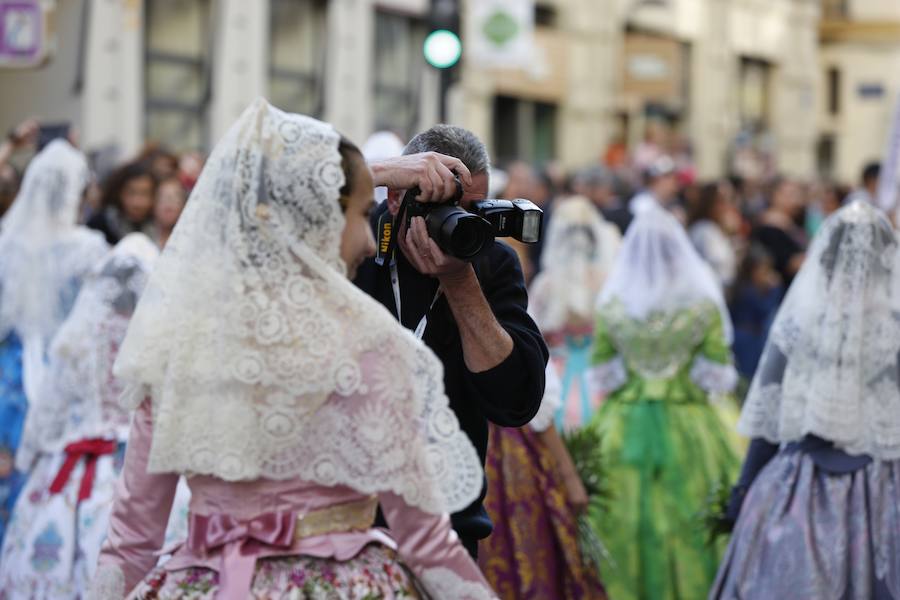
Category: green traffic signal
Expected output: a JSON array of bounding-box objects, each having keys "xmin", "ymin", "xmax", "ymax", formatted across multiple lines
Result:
[{"xmin": 423, "ymin": 29, "xmax": 462, "ymax": 69}]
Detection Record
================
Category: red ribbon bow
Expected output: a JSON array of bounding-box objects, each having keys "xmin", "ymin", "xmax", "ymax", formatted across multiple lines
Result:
[
  {"xmin": 188, "ymin": 511, "xmax": 297, "ymax": 600},
  {"xmin": 49, "ymin": 438, "xmax": 118, "ymax": 501}
]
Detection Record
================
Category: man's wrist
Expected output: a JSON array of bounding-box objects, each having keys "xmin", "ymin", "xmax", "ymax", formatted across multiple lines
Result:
[
  {"xmin": 369, "ymin": 160, "xmax": 389, "ymax": 187},
  {"xmin": 438, "ymin": 264, "xmax": 476, "ymax": 292}
]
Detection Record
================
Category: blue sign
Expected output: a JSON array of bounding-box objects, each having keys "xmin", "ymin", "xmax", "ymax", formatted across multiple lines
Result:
[{"xmin": 858, "ymin": 83, "xmax": 885, "ymax": 99}]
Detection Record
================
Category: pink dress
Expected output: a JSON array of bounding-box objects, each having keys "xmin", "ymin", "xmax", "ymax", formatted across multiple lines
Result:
[{"xmin": 92, "ymin": 399, "xmax": 496, "ymax": 599}]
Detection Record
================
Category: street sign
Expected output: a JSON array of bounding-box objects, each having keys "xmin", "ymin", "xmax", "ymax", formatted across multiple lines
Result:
[
  {"xmin": 0, "ymin": 0, "xmax": 51, "ymax": 68},
  {"xmin": 468, "ymin": 0, "xmax": 534, "ymax": 69}
]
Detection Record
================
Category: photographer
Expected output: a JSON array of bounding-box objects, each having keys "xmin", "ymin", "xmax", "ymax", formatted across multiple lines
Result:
[{"xmin": 355, "ymin": 125, "xmax": 548, "ymax": 558}]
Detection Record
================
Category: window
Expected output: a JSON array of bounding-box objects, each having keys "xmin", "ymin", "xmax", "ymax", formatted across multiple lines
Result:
[
  {"xmin": 268, "ymin": 0, "xmax": 327, "ymax": 117},
  {"xmin": 535, "ymin": 4, "xmax": 558, "ymax": 27},
  {"xmin": 492, "ymin": 96, "xmax": 558, "ymax": 165},
  {"xmin": 822, "ymin": 0, "xmax": 849, "ymax": 20},
  {"xmin": 739, "ymin": 58, "xmax": 771, "ymax": 132},
  {"xmin": 144, "ymin": 0, "xmax": 212, "ymax": 151},
  {"xmin": 373, "ymin": 11, "xmax": 426, "ymax": 139},
  {"xmin": 828, "ymin": 67, "xmax": 841, "ymax": 116}
]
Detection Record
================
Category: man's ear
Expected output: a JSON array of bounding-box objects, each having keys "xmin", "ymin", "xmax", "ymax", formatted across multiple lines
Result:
[{"xmin": 387, "ymin": 189, "xmax": 402, "ymax": 217}]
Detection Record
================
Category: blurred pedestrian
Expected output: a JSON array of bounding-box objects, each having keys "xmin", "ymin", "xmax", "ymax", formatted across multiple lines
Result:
[
  {"xmin": 480, "ymin": 363, "xmax": 607, "ymax": 600},
  {"xmin": 573, "ymin": 165, "xmax": 631, "ymax": 234},
  {"xmin": 0, "ymin": 140, "xmax": 108, "ymax": 546},
  {"xmin": 0, "ymin": 234, "xmax": 166, "ymax": 598},
  {"xmin": 586, "ymin": 207, "xmax": 742, "ymax": 600},
  {"xmin": 0, "ymin": 118, "xmax": 40, "ymax": 218},
  {"xmin": 750, "ymin": 177, "xmax": 806, "ymax": 289},
  {"xmin": 137, "ymin": 143, "xmax": 179, "ymax": 182},
  {"xmin": 689, "ymin": 181, "xmax": 739, "ymax": 288},
  {"xmin": 87, "ymin": 162, "xmax": 156, "ymax": 245},
  {"xmin": 729, "ymin": 244, "xmax": 783, "ymax": 379},
  {"xmin": 713, "ymin": 201, "xmax": 900, "ymax": 599},
  {"xmin": 629, "ymin": 156, "xmax": 681, "ymax": 217},
  {"xmin": 529, "ymin": 196, "xmax": 621, "ymax": 430},
  {"xmin": 148, "ymin": 176, "xmax": 187, "ymax": 249},
  {"xmin": 845, "ymin": 161, "xmax": 880, "ymax": 205}
]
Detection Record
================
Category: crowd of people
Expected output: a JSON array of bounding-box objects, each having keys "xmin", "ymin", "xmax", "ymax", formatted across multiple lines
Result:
[{"xmin": 0, "ymin": 100, "xmax": 895, "ymax": 600}]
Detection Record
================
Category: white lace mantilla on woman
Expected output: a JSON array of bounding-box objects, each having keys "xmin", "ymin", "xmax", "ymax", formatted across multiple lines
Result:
[
  {"xmin": 739, "ymin": 200, "xmax": 900, "ymax": 459},
  {"xmin": 114, "ymin": 99, "xmax": 482, "ymax": 514},
  {"xmin": 0, "ymin": 139, "xmax": 108, "ymax": 399}
]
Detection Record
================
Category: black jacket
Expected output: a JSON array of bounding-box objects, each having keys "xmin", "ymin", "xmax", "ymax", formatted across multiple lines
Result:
[{"xmin": 354, "ymin": 204, "xmax": 548, "ymax": 546}]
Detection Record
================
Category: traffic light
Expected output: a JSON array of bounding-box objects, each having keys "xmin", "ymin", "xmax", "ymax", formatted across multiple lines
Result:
[{"xmin": 424, "ymin": 0, "xmax": 461, "ymax": 70}]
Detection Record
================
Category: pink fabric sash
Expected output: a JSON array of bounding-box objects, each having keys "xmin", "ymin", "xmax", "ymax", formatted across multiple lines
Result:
[{"xmin": 187, "ymin": 511, "xmax": 296, "ymax": 600}]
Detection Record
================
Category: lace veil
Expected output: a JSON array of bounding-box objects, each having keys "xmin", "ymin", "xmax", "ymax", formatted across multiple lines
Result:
[
  {"xmin": 0, "ymin": 139, "xmax": 108, "ymax": 401},
  {"xmin": 529, "ymin": 196, "xmax": 620, "ymax": 333},
  {"xmin": 113, "ymin": 99, "xmax": 482, "ymax": 514},
  {"xmin": 16, "ymin": 233, "xmax": 158, "ymax": 471},
  {"xmin": 738, "ymin": 201, "xmax": 900, "ymax": 459},
  {"xmin": 597, "ymin": 205, "xmax": 732, "ymax": 341}
]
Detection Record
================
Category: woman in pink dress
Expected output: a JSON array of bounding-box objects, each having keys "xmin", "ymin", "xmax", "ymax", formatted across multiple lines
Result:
[{"xmin": 88, "ymin": 99, "xmax": 495, "ymax": 599}]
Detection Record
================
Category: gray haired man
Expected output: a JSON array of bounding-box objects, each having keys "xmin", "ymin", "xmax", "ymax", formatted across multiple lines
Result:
[{"xmin": 354, "ymin": 125, "xmax": 548, "ymax": 558}]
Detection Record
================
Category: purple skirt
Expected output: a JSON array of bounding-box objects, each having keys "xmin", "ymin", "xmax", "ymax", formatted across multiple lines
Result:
[{"xmin": 711, "ymin": 449, "xmax": 900, "ymax": 600}]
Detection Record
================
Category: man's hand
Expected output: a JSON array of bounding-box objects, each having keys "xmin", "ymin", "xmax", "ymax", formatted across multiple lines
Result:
[
  {"xmin": 370, "ymin": 152, "xmax": 472, "ymax": 202},
  {"xmin": 400, "ymin": 216, "xmax": 470, "ymax": 280}
]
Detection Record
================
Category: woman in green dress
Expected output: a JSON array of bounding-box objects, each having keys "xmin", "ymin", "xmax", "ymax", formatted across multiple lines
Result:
[{"xmin": 587, "ymin": 206, "xmax": 742, "ymax": 600}]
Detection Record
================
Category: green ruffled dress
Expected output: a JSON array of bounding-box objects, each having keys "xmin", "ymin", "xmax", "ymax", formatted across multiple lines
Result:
[{"xmin": 586, "ymin": 300, "xmax": 742, "ymax": 600}]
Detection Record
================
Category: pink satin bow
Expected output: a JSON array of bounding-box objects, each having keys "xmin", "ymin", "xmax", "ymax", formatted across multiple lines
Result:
[{"xmin": 188, "ymin": 511, "xmax": 297, "ymax": 600}]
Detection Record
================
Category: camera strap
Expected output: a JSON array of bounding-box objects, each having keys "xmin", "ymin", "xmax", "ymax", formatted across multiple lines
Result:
[{"xmin": 390, "ymin": 261, "xmax": 442, "ymax": 340}]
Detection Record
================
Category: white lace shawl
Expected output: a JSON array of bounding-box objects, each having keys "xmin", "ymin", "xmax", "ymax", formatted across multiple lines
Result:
[
  {"xmin": 113, "ymin": 99, "xmax": 482, "ymax": 514},
  {"xmin": 0, "ymin": 139, "xmax": 109, "ymax": 401},
  {"xmin": 529, "ymin": 196, "xmax": 620, "ymax": 334},
  {"xmin": 597, "ymin": 205, "xmax": 733, "ymax": 343},
  {"xmin": 739, "ymin": 201, "xmax": 900, "ymax": 459},
  {"xmin": 16, "ymin": 234, "xmax": 158, "ymax": 472}
]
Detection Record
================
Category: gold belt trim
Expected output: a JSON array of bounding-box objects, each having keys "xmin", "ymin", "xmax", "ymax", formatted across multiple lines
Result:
[{"xmin": 293, "ymin": 495, "xmax": 378, "ymax": 541}]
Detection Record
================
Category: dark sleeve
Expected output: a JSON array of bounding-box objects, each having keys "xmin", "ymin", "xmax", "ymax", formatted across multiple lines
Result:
[
  {"xmin": 463, "ymin": 242, "xmax": 549, "ymax": 427},
  {"xmin": 725, "ymin": 437, "xmax": 779, "ymax": 523}
]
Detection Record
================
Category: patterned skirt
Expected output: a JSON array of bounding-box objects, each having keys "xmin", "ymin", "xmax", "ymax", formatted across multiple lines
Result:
[
  {"xmin": 479, "ymin": 423, "xmax": 607, "ymax": 599},
  {"xmin": 128, "ymin": 544, "xmax": 421, "ymax": 599},
  {"xmin": 711, "ymin": 450, "xmax": 900, "ymax": 600},
  {"xmin": 0, "ymin": 445, "xmax": 191, "ymax": 600}
]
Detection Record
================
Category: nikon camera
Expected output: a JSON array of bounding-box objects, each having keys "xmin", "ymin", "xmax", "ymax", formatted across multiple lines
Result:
[{"xmin": 402, "ymin": 176, "xmax": 543, "ymax": 260}]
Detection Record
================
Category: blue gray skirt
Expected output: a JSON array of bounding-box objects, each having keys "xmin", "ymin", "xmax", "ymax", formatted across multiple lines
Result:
[{"xmin": 711, "ymin": 449, "xmax": 900, "ymax": 600}]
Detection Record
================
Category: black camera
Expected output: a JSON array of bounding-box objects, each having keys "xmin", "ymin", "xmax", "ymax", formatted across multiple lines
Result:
[{"xmin": 402, "ymin": 177, "xmax": 543, "ymax": 260}]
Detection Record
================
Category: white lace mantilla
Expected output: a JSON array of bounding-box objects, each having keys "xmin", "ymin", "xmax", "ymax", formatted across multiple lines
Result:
[
  {"xmin": 16, "ymin": 234, "xmax": 158, "ymax": 472},
  {"xmin": 113, "ymin": 99, "xmax": 482, "ymax": 515},
  {"xmin": 420, "ymin": 567, "xmax": 499, "ymax": 600},
  {"xmin": 739, "ymin": 201, "xmax": 900, "ymax": 460}
]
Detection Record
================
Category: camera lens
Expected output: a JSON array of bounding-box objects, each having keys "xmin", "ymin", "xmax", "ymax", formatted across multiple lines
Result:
[{"xmin": 425, "ymin": 206, "xmax": 493, "ymax": 260}]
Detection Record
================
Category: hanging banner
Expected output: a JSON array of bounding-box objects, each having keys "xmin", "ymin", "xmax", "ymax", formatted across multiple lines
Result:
[
  {"xmin": 0, "ymin": 0, "xmax": 53, "ymax": 69},
  {"xmin": 467, "ymin": 0, "xmax": 535, "ymax": 70},
  {"xmin": 877, "ymin": 93, "xmax": 900, "ymax": 214}
]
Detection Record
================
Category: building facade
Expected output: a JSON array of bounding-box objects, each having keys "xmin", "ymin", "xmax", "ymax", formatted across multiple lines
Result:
[
  {"xmin": 817, "ymin": 0, "xmax": 900, "ymax": 185},
  {"xmin": 1, "ymin": 0, "xmax": 825, "ymax": 180}
]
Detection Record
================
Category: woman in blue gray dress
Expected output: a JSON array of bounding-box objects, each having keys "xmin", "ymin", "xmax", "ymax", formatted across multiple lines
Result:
[{"xmin": 711, "ymin": 200, "xmax": 900, "ymax": 599}]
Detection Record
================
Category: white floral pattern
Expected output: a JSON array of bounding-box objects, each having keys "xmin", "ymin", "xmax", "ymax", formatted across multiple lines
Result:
[
  {"xmin": 739, "ymin": 201, "xmax": 900, "ymax": 460},
  {"xmin": 112, "ymin": 100, "xmax": 482, "ymax": 515},
  {"xmin": 420, "ymin": 567, "xmax": 499, "ymax": 600}
]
